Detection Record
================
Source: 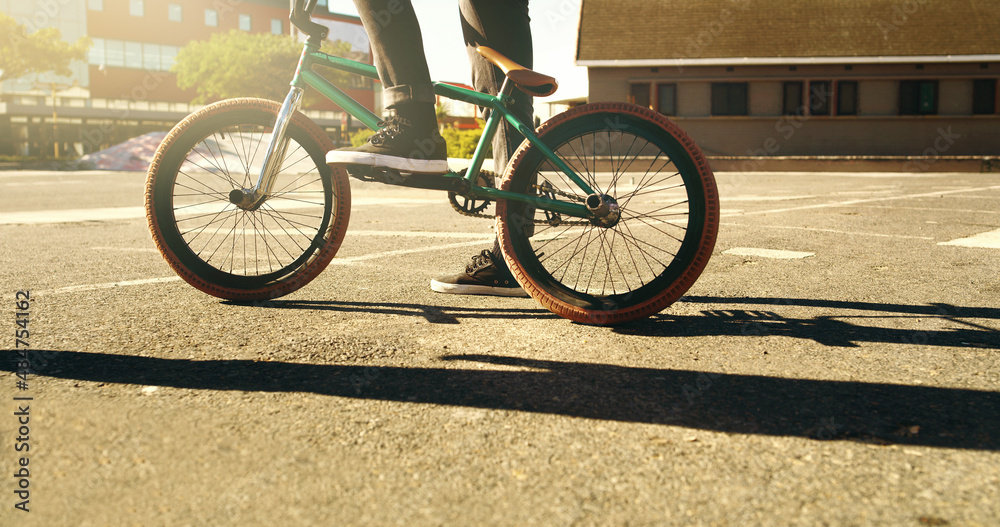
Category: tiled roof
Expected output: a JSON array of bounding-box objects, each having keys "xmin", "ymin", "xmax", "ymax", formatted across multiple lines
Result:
[{"xmin": 577, "ymin": 0, "xmax": 1000, "ymax": 62}]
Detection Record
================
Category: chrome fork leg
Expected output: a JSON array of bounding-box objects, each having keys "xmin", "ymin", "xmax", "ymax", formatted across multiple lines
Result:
[{"xmin": 243, "ymin": 86, "xmax": 305, "ymax": 207}]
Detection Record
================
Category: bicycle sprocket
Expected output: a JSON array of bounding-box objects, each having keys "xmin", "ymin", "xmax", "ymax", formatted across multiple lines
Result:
[{"xmin": 449, "ymin": 169, "xmax": 496, "ymax": 218}]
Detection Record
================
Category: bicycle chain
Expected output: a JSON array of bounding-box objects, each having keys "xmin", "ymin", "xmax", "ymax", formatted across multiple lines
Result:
[{"xmin": 450, "ymin": 173, "xmax": 591, "ymax": 226}]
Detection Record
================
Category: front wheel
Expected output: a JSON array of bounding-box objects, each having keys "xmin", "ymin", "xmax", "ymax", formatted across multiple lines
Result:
[
  {"xmin": 497, "ymin": 103, "xmax": 719, "ymax": 325},
  {"xmin": 145, "ymin": 98, "xmax": 351, "ymax": 301}
]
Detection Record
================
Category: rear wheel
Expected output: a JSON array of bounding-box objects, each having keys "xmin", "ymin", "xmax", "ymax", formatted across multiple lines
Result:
[
  {"xmin": 145, "ymin": 98, "xmax": 350, "ymax": 300},
  {"xmin": 497, "ymin": 102, "xmax": 719, "ymax": 325}
]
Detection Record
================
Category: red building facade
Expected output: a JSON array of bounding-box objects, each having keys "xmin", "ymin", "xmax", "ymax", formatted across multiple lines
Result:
[{"xmin": 0, "ymin": 0, "xmax": 374, "ymax": 156}]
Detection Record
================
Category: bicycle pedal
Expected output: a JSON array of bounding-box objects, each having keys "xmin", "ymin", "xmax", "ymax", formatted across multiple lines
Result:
[
  {"xmin": 371, "ymin": 167, "xmax": 406, "ymax": 184},
  {"xmin": 345, "ymin": 164, "xmax": 378, "ymax": 182}
]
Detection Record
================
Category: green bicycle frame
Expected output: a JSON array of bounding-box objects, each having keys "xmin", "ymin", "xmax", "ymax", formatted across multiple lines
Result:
[{"xmin": 288, "ymin": 43, "xmax": 595, "ymax": 219}]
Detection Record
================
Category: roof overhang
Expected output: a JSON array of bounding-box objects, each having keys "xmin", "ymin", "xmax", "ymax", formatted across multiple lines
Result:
[{"xmin": 577, "ymin": 54, "xmax": 1000, "ymax": 67}]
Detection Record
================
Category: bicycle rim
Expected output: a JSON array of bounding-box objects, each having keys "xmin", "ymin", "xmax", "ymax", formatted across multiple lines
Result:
[
  {"xmin": 157, "ymin": 109, "xmax": 333, "ymax": 289},
  {"xmin": 499, "ymin": 103, "xmax": 718, "ymax": 324}
]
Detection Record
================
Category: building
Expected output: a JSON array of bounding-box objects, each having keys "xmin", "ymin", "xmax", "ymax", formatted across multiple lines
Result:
[
  {"xmin": 577, "ymin": 0, "xmax": 1000, "ymax": 164},
  {"xmin": 0, "ymin": 0, "xmax": 375, "ymax": 157}
]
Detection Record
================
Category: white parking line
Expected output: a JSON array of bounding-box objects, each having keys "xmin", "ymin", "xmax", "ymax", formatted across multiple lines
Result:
[
  {"xmin": 0, "ymin": 197, "xmax": 440, "ymax": 225},
  {"xmin": 725, "ymin": 184, "xmax": 1000, "ymax": 218},
  {"xmin": 938, "ymin": 228, "xmax": 1000, "ymax": 249},
  {"xmin": 329, "ymin": 239, "xmax": 492, "ymax": 264},
  {"xmin": 37, "ymin": 276, "xmax": 182, "ymax": 295},
  {"xmin": 189, "ymin": 229, "xmax": 493, "ymax": 239},
  {"xmin": 861, "ymin": 205, "xmax": 1000, "ymax": 215},
  {"xmin": 721, "ymin": 195, "xmax": 818, "ymax": 202},
  {"xmin": 723, "ymin": 247, "xmax": 815, "ymax": 259},
  {"xmin": 42, "ymin": 238, "xmax": 494, "ymax": 295},
  {"xmin": 719, "ymin": 222, "xmax": 934, "ymax": 240},
  {"xmin": 90, "ymin": 246, "xmax": 161, "ymax": 252}
]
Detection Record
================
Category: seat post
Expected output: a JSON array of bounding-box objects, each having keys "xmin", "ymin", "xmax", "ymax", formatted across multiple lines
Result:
[{"xmin": 497, "ymin": 77, "xmax": 515, "ymax": 105}]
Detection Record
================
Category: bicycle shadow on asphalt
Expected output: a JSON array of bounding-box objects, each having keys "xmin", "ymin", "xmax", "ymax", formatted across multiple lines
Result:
[
  {"xmin": 616, "ymin": 296, "xmax": 1000, "ymax": 350},
  {"xmin": 222, "ymin": 299, "xmax": 560, "ymax": 324},
  {"xmin": 5, "ymin": 349, "xmax": 998, "ymax": 452}
]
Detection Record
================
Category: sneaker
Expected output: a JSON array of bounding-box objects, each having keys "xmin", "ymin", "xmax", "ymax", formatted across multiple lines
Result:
[
  {"xmin": 430, "ymin": 250, "xmax": 529, "ymax": 297},
  {"xmin": 326, "ymin": 116, "xmax": 448, "ymax": 174}
]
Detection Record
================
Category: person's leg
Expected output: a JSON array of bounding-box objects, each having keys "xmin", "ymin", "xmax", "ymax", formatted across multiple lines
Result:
[
  {"xmin": 431, "ymin": 0, "xmax": 534, "ymax": 297},
  {"xmin": 460, "ymin": 0, "xmax": 533, "ymax": 174},
  {"xmin": 326, "ymin": 0, "xmax": 447, "ymax": 173},
  {"xmin": 354, "ymin": 0, "xmax": 432, "ymax": 106}
]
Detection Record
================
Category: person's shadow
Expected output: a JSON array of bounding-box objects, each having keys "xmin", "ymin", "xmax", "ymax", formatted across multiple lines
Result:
[
  {"xmin": 6, "ymin": 347, "xmax": 998, "ymax": 451},
  {"xmin": 616, "ymin": 296, "xmax": 1000, "ymax": 349}
]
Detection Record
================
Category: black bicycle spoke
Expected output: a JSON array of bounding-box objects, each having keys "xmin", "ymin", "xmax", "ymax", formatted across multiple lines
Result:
[
  {"xmin": 270, "ymin": 173, "xmax": 322, "ymax": 198},
  {"xmin": 612, "ymin": 225, "xmax": 677, "ymax": 263},
  {"xmin": 248, "ymin": 128, "xmax": 267, "ymax": 177},
  {"xmin": 626, "ymin": 214, "xmax": 685, "ymax": 244},
  {"xmin": 179, "ymin": 204, "xmax": 237, "ymax": 241},
  {"xmin": 175, "ymin": 170, "xmax": 232, "ymax": 196},
  {"xmin": 260, "ymin": 203, "xmax": 315, "ymax": 244},
  {"xmin": 200, "ymin": 135, "xmax": 239, "ymax": 190},
  {"xmin": 257, "ymin": 208, "xmax": 302, "ymax": 260}
]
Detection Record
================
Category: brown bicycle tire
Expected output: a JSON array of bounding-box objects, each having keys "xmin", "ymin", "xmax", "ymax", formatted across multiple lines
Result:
[
  {"xmin": 145, "ymin": 98, "xmax": 350, "ymax": 301},
  {"xmin": 496, "ymin": 102, "xmax": 719, "ymax": 325}
]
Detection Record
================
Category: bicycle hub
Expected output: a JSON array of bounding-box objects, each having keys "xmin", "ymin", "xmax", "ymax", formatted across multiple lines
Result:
[
  {"xmin": 229, "ymin": 188, "xmax": 263, "ymax": 211},
  {"xmin": 586, "ymin": 194, "xmax": 621, "ymax": 228}
]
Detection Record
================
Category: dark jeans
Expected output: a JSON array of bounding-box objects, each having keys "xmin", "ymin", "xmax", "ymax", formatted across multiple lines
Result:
[
  {"xmin": 353, "ymin": 0, "xmax": 533, "ymax": 260},
  {"xmin": 352, "ymin": 0, "xmax": 532, "ymax": 172}
]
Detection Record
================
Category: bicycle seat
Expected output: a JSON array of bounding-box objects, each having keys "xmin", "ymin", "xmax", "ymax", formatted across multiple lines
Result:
[{"xmin": 476, "ymin": 46, "xmax": 558, "ymax": 97}]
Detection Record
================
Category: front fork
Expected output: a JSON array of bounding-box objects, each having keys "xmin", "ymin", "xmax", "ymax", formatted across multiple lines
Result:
[{"xmin": 229, "ymin": 86, "xmax": 305, "ymax": 210}]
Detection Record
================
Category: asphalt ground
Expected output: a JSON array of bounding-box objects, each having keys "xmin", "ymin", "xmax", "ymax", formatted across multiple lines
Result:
[{"xmin": 1, "ymin": 168, "xmax": 998, "ymax": 526}]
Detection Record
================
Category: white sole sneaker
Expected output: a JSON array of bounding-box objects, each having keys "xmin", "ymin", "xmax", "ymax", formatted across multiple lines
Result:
[
  {"xmin": 430, "ymin": 279, "xmax": 530, "ymax": 297},
  {"xmin": 326, "ymin": 150, "xmax": 448, "ymax": 174}
]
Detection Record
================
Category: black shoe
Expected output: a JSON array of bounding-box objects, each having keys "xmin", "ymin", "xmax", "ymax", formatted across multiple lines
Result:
[
  {"xmin": 430, "ymin": 250, "xmax": 529, "ymax": 297},
  {"xmin": 326, "ymin": 116, "xmax": 448, "ymax": 174}
]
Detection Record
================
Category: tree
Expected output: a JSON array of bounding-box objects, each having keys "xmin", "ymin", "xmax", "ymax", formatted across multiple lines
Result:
[
  {"xmin": 172, "ymin": 30, "xmax": 354, "ymax": 104},
  {"xmin": 0, "ymin": 14, "xmax": 91, "ymax": 84}
]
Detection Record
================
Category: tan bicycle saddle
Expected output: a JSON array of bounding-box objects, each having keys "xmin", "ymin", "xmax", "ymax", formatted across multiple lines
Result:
[{"xmin": 476, "ymin": 46, "xmax": 559, "ymax": 97}]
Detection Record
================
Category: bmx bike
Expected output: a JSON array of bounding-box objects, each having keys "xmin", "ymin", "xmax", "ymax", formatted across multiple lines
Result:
[{"xmin": 144, "ymin": 0, "xmax": 720, "ymax": 325}]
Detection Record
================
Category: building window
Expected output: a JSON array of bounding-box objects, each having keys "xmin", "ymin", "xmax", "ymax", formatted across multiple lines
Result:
[
  {"xmin": 899, "ymin": 80, "xmax": 938, "ymax": 115},
  {"xmin": 86, "ymin": 38, "xmax": 177, "ymax": 71},
  {"xmin": 271, "ymin": 18, "xmax": 283, "ymax": 34},
  {"xmin": 105, "ymin": 40, "xmax": 125, "ymax": 67},
  {"xmin": 809, "ymin": 80, "xmax": 832, "ymax": 116},
  {"xmin": 125, "ymin": 42, "xmax": 142, "ymax": 68},
  {"xmin": 161, "ymin": 46, "xmax": 179, "ymax": 71},
  {"xmin": 711, "ymin": 82, "xmax": 748, "ymax": 116},
  {"xmin": 782, "ymin": 82, "xmax": 803, "ymax": 115},
  {"xmin": 836, "ymin": 81, "xmax": 858, "ymax": 116},
  {"xmin": 657, "ymin": 83, "xmax": 676, "ymax": 115},
  {"xmin": 129, "ymin": 0, "xmax": 143, "ymax": 16},
  {"xmin": 169, "ymin": 4, "xmax": 182, "ymax": 22},
  {"xmin": 88, "ymin": 38, "xmax": 106, "ymax": 65},
  {"xmin": 972, "ymin": 79, "xmax": 997, "ymax": 115},
  {"xmin": 239, "ymin": 14, "xmax": 252, "ymax": 31},
  {"xmin": 629, "ymin": 83, "xmax": 651, "ymax": 109},
  {"xmin": 88, "ymin": 0, "xmax": 103, "ymax": 11},
  {"xmin": 205, "ymin": 9, "xmax": 218, "ymax": 27},
  {"xmin": 143, "ymin": 43, "xmax": 161, "ymax": 70}
]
